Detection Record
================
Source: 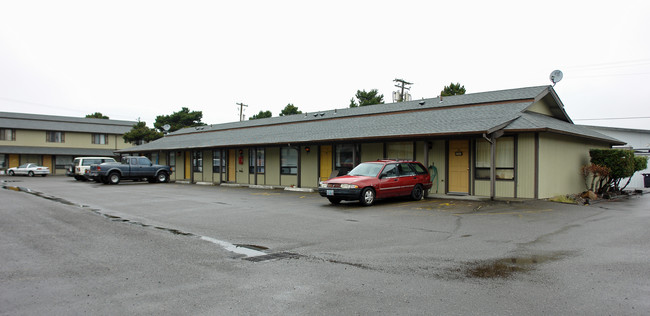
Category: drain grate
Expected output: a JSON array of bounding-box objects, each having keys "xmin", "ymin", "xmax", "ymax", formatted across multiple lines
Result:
[{"xmin": 243, "ymin": 252, "xmax": 301, "ymax": 262}]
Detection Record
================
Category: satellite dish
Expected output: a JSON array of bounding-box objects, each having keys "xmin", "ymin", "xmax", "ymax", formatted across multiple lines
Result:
[
  {"xmin": 549, "ymin": 70, "xmax": 563, "ymax": 86},
  {"xmin": 162, "ymin": 124, "xmax": 171, "ymax": 132}
]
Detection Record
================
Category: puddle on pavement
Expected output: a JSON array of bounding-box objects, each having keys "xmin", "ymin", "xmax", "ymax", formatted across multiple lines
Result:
[{"xmin": 461, "ymin": 251, "xmax": 574, "ymax": 279}]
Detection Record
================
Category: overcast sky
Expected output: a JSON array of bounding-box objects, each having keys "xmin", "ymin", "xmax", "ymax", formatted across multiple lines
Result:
[{"xmin": 1, "ymin": 0, "xmax": 649, "ymax": 130}]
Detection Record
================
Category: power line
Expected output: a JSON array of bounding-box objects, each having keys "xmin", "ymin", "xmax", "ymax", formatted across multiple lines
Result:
[{"xmin": 574, "ymin": 116, "xmax": 650, "ymax": 121}]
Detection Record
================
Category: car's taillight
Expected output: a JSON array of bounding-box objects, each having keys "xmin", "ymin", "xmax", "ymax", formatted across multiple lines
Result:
[{"xmin": 97, "ymin": 166, "xmax": 101, "ymax": 171}]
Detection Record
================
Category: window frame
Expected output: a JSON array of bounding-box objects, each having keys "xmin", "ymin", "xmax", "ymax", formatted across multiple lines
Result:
[
  {"xmin": 91, "ymin": 133, "xmax": 109, "ymax": 145},
  {"xmin": 192, "ymin": 151, "xmax": 203, "ymax": 172},
  {"xmin": 0, "ymin": 128, "xmax": 16, "ymax": 141},
  {"xmin": 212, "ymin": 150, "xmax": 222, "ymax": 173},
  {"xmin": 474, "ymin": 137, "xmax": 515, "ymax": 181},
  {"xmin": 249, "ymin": 148, "xmax": 265, "ymax": 174},
  {"xmin": 280, "ymin": 147, "xmax": 298, "ymax": 175},
  {"xmin": 46, "ymin": 131, "xmax": 65, "ymax": 143}
]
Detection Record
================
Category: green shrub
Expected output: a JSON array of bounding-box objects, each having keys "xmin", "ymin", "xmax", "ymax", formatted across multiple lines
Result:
[{"xmin": 589, "ymin": 149, "xmax": 644, "ymax": 193}]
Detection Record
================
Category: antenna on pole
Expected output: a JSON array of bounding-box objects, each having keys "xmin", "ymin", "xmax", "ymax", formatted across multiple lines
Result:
[
  {"xmin": 549, "ymin": 70, "xmax": 563, "ymax": 86},
  {"xmin": 236, "ymin": 102, "xmax": 248, "ymax": 121},
  {"xmin": 393, "ymin": 78, "xmax": 413, "ymax": 102}
]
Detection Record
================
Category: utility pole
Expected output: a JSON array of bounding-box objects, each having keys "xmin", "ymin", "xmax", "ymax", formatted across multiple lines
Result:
[
  {"xmin": 236, "ymin": 102, "xmax": 248, "ymax": 121},
  {"xmin": 393, "ymin": 78, "xmax": 413, "ymax": 102}
]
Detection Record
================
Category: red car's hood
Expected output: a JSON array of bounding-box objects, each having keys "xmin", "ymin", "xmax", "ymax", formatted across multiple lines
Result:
[{"xmin": 325, "ymin": 175, "xmax": 375, "ymax": 184}]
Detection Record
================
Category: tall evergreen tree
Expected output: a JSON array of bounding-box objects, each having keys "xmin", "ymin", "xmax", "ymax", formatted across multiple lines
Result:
[
  {"xmin": 86, "ymin": 112, "xmax": 109, "ymax": 119},
  {"xmin": 154, "ymin": 107, "xmax": 205, "ymax": 133},
  {"xmin": 349, "ymin": 89, "xmax": 384, "ymax": 107},
  {"xmin": 249, "ymin": 110, "xmax": 273, "ymax": 120},
  {"xmin": 279, "ymin": 103, "xmax": 302, "ymax": 116},
  {"xmin": 441, "ymin": 82, "xmax": 466, "ymax": 96}
]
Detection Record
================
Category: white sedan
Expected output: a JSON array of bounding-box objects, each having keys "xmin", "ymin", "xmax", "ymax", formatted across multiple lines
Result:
[{"xmin": 7, "ymin": 163, "xmax": 50, "ymax": 177}]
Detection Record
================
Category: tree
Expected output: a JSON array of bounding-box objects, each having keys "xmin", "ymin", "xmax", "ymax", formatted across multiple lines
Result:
[
  {"xmin": 249, "ymin": 110, "xmax": 272, "ymax": 120},
  {"xmin": 589, "ymin": 149, "xmax": 641, "ymax": 193},
  {"xmin": 154, "ymin": 107, "xmax": 206, "ymax": 133},
  {"xmin": 123, "ymin": 121, "xmax": 163, "ymax": 145},
  {"xmin": 349, "ymin": 89, "xmax": 384, "ymax": 107},
  {"xmin": 441, "ymin": 82, "xmax": 466, "ymax": 96},
  {"xmin": 86, "ymin": 112, "xmax": 109, "ymax": 119},
  {"xmin": 279, "ymin": 103, "xmax": 302, "ymax": 116}
]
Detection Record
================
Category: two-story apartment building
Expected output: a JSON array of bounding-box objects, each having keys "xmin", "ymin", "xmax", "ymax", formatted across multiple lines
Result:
[{"xmin": 0, "ymin": 112, "xmax": 136, "ymax": 175}]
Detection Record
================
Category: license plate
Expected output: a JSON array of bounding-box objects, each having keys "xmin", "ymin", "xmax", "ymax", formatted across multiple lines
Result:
[{"xmin": 326, "ymin": 190, "xmax": 334, "ymax": 196}]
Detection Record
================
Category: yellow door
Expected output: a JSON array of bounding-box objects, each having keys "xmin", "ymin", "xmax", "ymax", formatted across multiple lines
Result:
[
  {"xmin": 9, "ymin": 154, "xmax": 19, "ymax": 168},
  {"xmin": 184, "ymin": 151, "xmax": 191, "ymax": 179},
  {"xmin": 448, "ymin": 140, "xmax": 469, "ymax": 193},
  {"xmin": 228, "ymin": 149, "xmax": 236, "ymax": 182},
  {"xmin": 42, "ymin": 155, "xmax": 53, "ymax": 172},
  {"xmin": 319, "ymin": 145, "xmax": 333, "ymax": 181}
]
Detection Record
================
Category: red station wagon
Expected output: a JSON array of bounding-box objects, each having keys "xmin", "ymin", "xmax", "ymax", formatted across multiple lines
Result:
[{"xmin": 318, "ymin": 160, "xmax": 432, "ymax": 206}]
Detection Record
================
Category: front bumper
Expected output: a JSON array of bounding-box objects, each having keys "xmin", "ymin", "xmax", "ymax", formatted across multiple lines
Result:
[{"xmin": 318, "ymin": 187, "xmax": 363, "ymax": 200}]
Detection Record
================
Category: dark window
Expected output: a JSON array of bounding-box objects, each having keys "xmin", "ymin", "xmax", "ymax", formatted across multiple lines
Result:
[
  {"xmin": 192, "ymin": 151, "xmax": 202, "ymax": 172},
  {"xmin": 0, "ymin": 129, "xmax": 16, "ymax": 141},
  {"xmin": 46, "ymin": 131, "xmax": 65, "ymax": 143},
  {"xmin": 168, "ymin": 152, "xmax": 176, "ymax": 172},
  {"xmin": 381, "ymin": 164, "xmax": 398, "ymax": 178},
  {"xmin": 397, "ymin": 163, "xmax": 415, "ymax": 176},
  {"xmin": 475, "ymin": 137, "xmax": 515, "ymax": 180},
  {"xmin": 249, "ymin": 148, "xmax": 265, "ymax": 173},
  {"xmin": 410, "ymin": 163, "xmax": 428, "ymax": 175},
  {"xmin": 281, "ymin": 147, "xmax": 297, "ymax": 175},
  {"xmin": 91, "ymin": 134, "xmax": 108, "ymax": 144},
  {"xmin": 213, "ymin": 150, "xmax": 222, "ymax": 173},
  {"xmin": 335, "ymin": 144, "xmax": 359, "ymax": 175}
]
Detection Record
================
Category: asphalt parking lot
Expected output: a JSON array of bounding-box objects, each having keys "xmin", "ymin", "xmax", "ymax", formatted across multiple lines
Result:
[{"xmin": 2, "ymin": 175, "xmax": 650, "ymax": 315}]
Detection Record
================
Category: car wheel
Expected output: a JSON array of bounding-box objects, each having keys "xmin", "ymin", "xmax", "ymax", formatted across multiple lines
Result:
[
  {"xmin": 327, "ymin": 197, "xmax": 341, "ymax": 205},
  {"xmin": 28, "ymin": 171, "xmax": 34, "ymax": 177},
  {"xmin": 108, "ymin": 172, "xmax": 121, "ymax": 185},
  {"xmin": 156, "ymin": 172, "xmax": 169, "ymax": 183},
  {"xmin": 8, "ymin": 170, "xmax": 14, "ymax": 176},
  {"xmin": 411, "ymin": 184, "xmax": 424, "ymax": 201},
  {"xmin": 359, "ymin": 187, "xmax": 375, "ymax": 206}
]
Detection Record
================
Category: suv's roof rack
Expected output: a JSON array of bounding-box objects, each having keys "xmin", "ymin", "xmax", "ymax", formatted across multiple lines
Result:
[{"xmin": 376, "ymin": 158, "xmax": 411, "ymax": 162}]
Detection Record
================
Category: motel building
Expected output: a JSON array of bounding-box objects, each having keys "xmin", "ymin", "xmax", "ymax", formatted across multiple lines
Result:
[{"xmin": 117, "ymin": 85, "xmax": 623, "ymax": 199}]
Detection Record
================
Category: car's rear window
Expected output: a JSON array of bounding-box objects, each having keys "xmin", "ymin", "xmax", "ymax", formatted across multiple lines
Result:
[{"xmin": 410, "ymin": 163, "xmax": 427, "ymax": 174}]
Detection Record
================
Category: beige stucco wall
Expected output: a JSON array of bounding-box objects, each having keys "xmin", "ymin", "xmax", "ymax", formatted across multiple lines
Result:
[
  {"xmin": 11, "ymin": 129, "xmax": 129, "ymax": 149},
  {"xmin": 265, "ymin": 147, "xmax": 280, "ymax": 186},
  {"xmin": 526, "ymin": 99, "xmax": 553, "ymax": 116},
  {"xmin": 517, "ymin": 133, "xmax": 536, "ymax": 198},
  {"xmin": 300, "ymin": 145, "xmax": 319, "ymax": 188},
  {"xmin": 361, "ymin": 143, "xmax": 383, "ymax": 162},
  {"xmin": 538, "ymin": 133, "xmax": 609, "ymax": 198},
  {"xmin": 474, "ymin": 180, "xmax": 515, "ymax": 198},
  {"xmin": 386, "ymin": 141, "xmax": 414, "ymax": 160}
]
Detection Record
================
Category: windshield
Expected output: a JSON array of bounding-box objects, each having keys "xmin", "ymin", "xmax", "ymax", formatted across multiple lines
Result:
[{"xmin": 347, "ymin": 163, "xmax": 383, "ymax": 177}]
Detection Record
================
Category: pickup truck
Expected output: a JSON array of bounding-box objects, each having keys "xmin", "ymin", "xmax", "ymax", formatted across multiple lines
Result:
[{"xmin": 89, "ymin": 156, "xmax": 172, "ymax": 185}]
